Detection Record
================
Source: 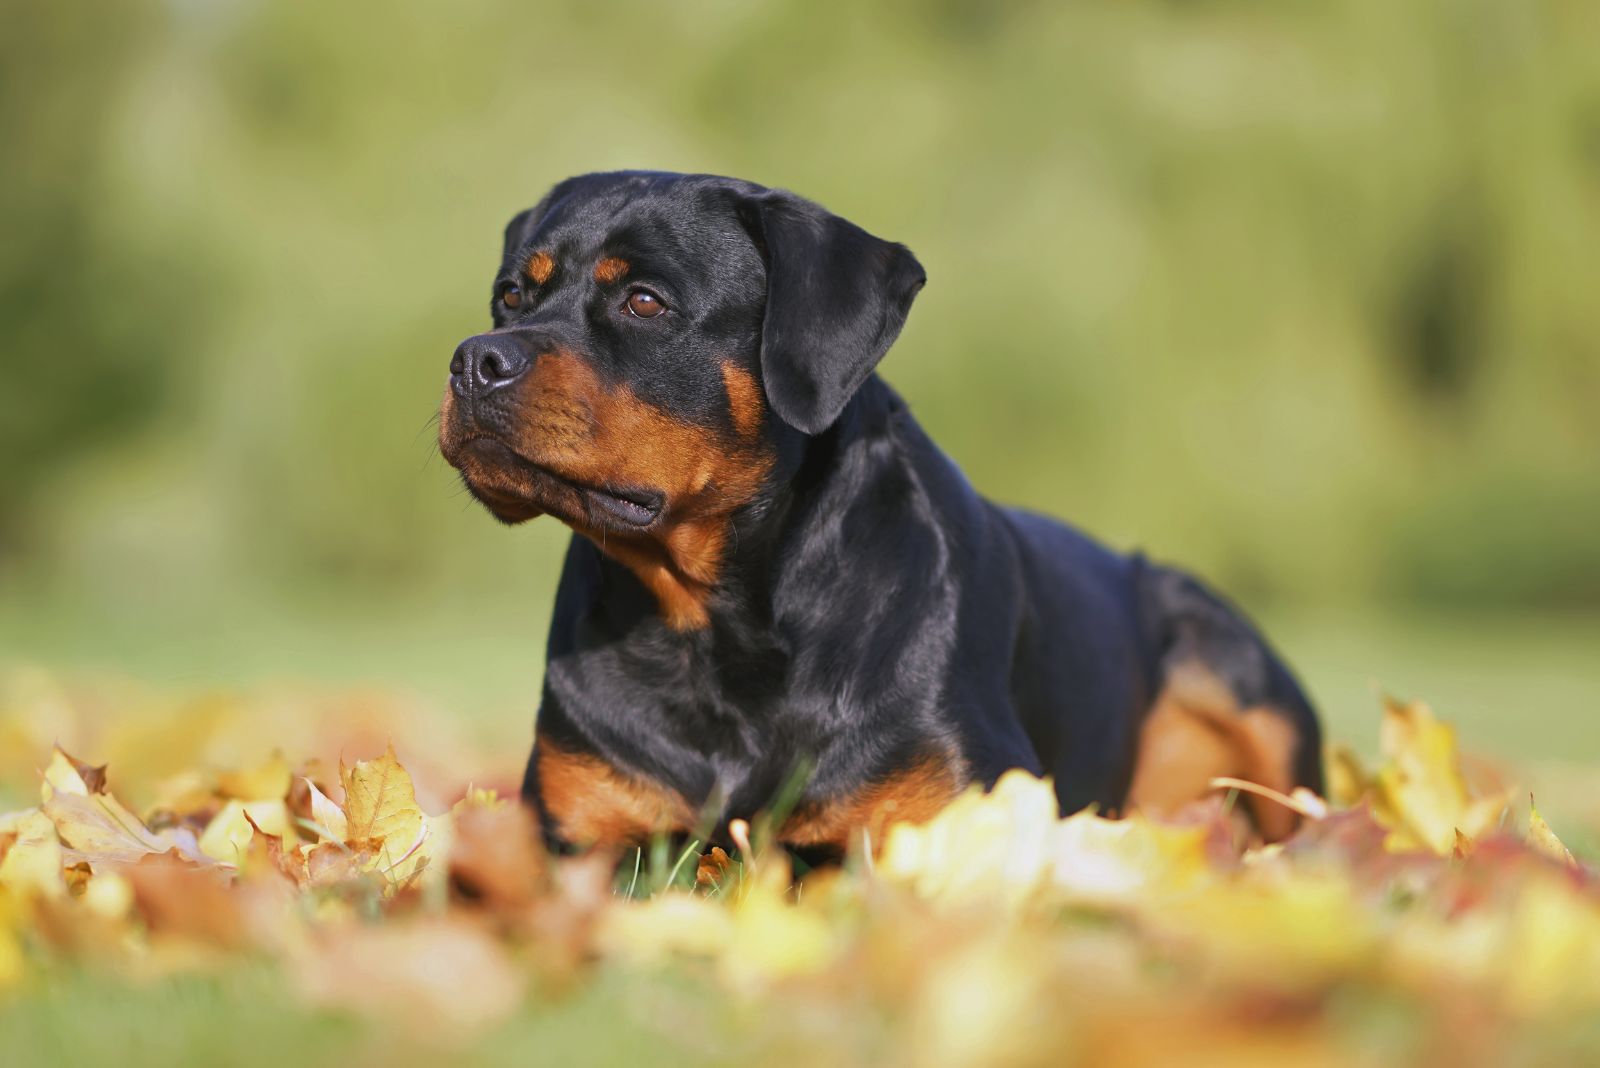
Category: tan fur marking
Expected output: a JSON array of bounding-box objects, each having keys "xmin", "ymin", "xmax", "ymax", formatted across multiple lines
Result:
[
  {"xmin": 593, "ymin": 256, "xmax": 630, "ymax": 284},
  {"xmin": 721, "ymin": 363, "xmax": 765, "ymax": 439},
  {"xmin": 1126, "ymin": 663, "xmax": 1303, "ymax": 842},
  {"xmin": 441, "ymin": 350, "xmax": 774, "ymax": 631},
  {"xmin": 781, "ymin": 757, "xmax": 965, "ymax": 852},
  {"xmin": 536, "ymin": 737, "xmax": 693, "ymax": 847},
  {"xmin": 525, "ymin": 250, "xmax": 555, "ymax": 285}
]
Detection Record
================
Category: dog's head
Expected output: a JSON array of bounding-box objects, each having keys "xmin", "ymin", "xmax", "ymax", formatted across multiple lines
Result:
[{"xmin": 438, "ymin": 172, "xmax": 924, "ymax": 628}]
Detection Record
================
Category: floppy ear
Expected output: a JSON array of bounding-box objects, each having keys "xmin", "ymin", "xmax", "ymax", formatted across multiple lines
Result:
[
  {"xmin": 501, "ymin": 207, "xmax": 538, "ymax": 258},
  {"xmin": 501, "ymin": 177, "xmax": 585, "ymax": 258},
  {"xmin": 738, "ymin": 190, "xmax": 926, "ymax": 435}
]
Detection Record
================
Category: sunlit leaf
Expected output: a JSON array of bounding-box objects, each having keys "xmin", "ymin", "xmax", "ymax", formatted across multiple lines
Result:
[
  {"xmin": 339, "ymin": 746, "xmax": 431, "ymax": 884},
  {"xmin": 216, "ymin": 752, "xmax": 292, "ymax": 802},
  {"xmin": 1527, "ymin": 797, "xmax": 1578, "ymax": 869},
  {"xmin": 1371, "ymin": 698, "xmax": 1509, "ymax": 854},
  {"xmin": 301, "ymin": 777, "xmax": 348, "ymax": 842},
  {"xmin": 197, "ymin": 799, "xmax": 292, "ymax": 864},
  {"xmin": 0, "ymin": 809, "xmax": 65, "ymax": 899}
]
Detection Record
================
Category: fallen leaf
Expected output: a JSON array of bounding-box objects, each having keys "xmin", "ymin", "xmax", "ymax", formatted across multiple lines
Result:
[
  {"xmin": 123, "ymin": 851, "xmax": 249, "ymax": 949},
  {"xmin": 447, "ymin": 801, "xmax": 546, "ymax": 913},
  {"xmin": 300, "ymin": 777, "xmax": 348, "ymax": 842},
  {"xmin": 1371, "ymin": 698, "xmax": 1509, "ymax": 853},
  {"xmin": 339, "ymin": 746, "xmax": 431, "ymax": 884},
  {"xmin": 197, "ymin": 799, "xmax": 292, "ymax": 864},
  {"xmin": 43, "ymin": 787, "xmax": 183, "ymax": 867},
  {"xmin": 0, "ymin": 809, "xmax": 65, "ymax": 899},
  {"xmin": 293, "ymin": 917, "xmax": 527, "ymax": 1035},
  {"xmin": 1526, "ymin": 797, "xmax": 1578, "ymax": 869},
  {"xmin": 696, "ymin": 846, "xmax": 735, "ymax": 889},
  {"xmin": 216, "ymin": 752, "xmax": 292, "ymax": 802},
  {"xmin": 42, "ymin": 746, "xmax": 107, "ymax": 796}
]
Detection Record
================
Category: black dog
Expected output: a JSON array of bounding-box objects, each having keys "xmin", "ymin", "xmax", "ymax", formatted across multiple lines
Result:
[{"xmin": 439, "ymin": 171, "xmax": 1323, "ymax": 855}]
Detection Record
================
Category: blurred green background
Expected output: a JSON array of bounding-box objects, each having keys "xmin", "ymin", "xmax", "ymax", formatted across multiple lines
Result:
[{"xmin": 3, "ymin": 0, "xmax": 1599, "ymax": 763}]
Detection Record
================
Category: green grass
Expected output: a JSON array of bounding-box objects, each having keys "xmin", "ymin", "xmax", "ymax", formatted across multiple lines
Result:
[{"xmin": 0, "ymin": 964, "xmax": 734, "ymax": 1068}]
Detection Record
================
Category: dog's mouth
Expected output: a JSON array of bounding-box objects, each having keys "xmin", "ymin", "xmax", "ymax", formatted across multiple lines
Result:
[{"xmin": 451, "ymin": 437, "xmax": 665, "ymax": 531}]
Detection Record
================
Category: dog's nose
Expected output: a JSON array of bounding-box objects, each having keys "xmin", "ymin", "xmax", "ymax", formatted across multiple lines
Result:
[{"xmin": 450, "ymin": 336, "xmax": 531, "ymax": 397}]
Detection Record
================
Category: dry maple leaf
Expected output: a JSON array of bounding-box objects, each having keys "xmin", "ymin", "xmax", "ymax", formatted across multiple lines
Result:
[
  {"xmin": 1371, "ymin": 698, "xmax": 1510, "ymax": 854},
  {"xmin": 339, "ymin": 745, "xmax": 431, "ymax": 884},
  {"xmin": 0, "ymin": 809, "xmax": 65, "ymax": 900},
  {"xmin": 44, "ymin": 785, "xmax": 188, "ymax": 868},
  {"xmin": 301, "ymin": 777, "xmax": 348, "ymax": 841},
  {"xmin": 447, "ymin": 801, "xmax": 547, "ymax": 914},
  {"xmin": 198, "ymin": 799, "xmax": 294, "ymax": 864},
  {"xmin": 45, "ymin": 746, "xmax": 108, "ymax": 795},
  {"xmin": 122, "ymin": 851, "xmax": 250, "ymax": 950}
]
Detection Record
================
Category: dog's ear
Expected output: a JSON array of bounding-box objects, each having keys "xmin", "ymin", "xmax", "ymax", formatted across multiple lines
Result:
[
  {"xmin": 502, "ymin": 207, "xmax": 538, "ymax": 258},
  {"xmin": 736, "ymin": 190, "xmax": 926, "ymax": 435},
  {"xmin": 501, "ymin": 177, "xmax": 585, "ymax": 259}
]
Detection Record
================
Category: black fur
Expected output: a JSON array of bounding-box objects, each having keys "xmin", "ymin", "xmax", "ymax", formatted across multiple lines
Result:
[{"xmin": 442, "ymin": 171, "xmax": 1324, "ymax": 851}]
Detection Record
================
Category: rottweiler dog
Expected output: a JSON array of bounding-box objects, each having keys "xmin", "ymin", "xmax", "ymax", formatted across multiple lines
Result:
[{"xmin": 438, "ymin": 171, "xmax": 1323, "ymax": 857}]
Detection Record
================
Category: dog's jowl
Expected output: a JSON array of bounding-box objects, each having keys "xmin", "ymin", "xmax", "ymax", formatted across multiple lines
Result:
[{"xmin": 438, "ymin": 171, "xmax": 1324, "ymax": 858}]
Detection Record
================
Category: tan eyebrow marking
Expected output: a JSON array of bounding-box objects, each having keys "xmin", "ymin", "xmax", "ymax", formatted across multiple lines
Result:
[
  {"xmin": 525, "ymin": 250, "xmax": 555, "ymax": 285},
  {"xmin": 721, "ymin": 363, "xmax": 764, "ymax": 439},
  {"xmin": 593, "ymin": 256, "xmax": 630, "ymax": 284}
]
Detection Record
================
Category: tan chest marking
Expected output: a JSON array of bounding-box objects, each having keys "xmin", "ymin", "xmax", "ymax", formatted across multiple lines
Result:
[{"xmin": 512, "ymin": 353, "xmax": 773, "ymax": 631}]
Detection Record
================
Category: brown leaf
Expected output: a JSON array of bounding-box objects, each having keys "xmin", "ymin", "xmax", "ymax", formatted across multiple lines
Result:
[
  {"xmin": 448, "ymin": 802, "xmax": 547, "ymax": 913},
  {"xmin": 696, "ymin": 846, "xmax": 735, "ymax": 889},
  {"xmin": 123, "ymin": 852, "xmax": 248, "ymax": 949},
  {"xmin": 304, "ymin": 840, "xmax": 379, "ymax": 887},
  {"xmin": 48, "ymin": 746, "xmax": 108, "ymax": 795},
  {"xmin": 293, "ymin": 917, "xmax": 526, "ymax": 1036}
]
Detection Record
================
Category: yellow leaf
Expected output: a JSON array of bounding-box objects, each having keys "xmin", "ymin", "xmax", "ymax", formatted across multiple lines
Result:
[
  {"xmin": 198, "ymin": 799, "xmax": 291, "ymax": 864},
  {"xmin": 1158, "ymin": 871, "xmax": 1376, "ymax": 989},
  {"xmin": 598, "ymin": 893, "xmax": 737, "ymax": 965},
  {"xmin": 41, "ymin": 745, "xmax": 106, "ymax": 800},
  {"xmin": 339, "ymin": 746, "xmax": 431, "ymax": 885},
  {"xmin": 722, "ymin": 868, "xmax": 839, "ymax": 985},
  {"xmin": 216, "ymin": 752, "xmax": 292, "ymax": 802},
  {"xmin": 301, "ymin": 777, "xmax": 348, "ymax": 841},
  {"xmin": 1324, "ymin": 744, "xmax": 1371, "ymax": 808},
  {"xmin": 0, "ymin": 889, "xmax": 25, "ymax": 990},
  {"xmin": 81, "ymin": 870, "xmax": 134, "ymax": 921},
  {"xmin": 0, "ymin": 809, "xmax": 64, "ymax": 899},
  {"xmin": 1047, "ymin": 809, "xmax": 1211, "ymax": 904},
  {"xmin": 1371, "ymin": 698, "xmax": 1507, "ymax": 854},
  {"xmin": 1503, "ymin": 874, "xmax": 1600, "ymax": 1014},
  {"xmin": 880, "ymin": 770, "xmax": 1061, "ymax": 905},
  {"xmin": 42, "ymin": 787, "xmax": 177, "ymax": 867},
  {"xmin": 451, "ymin": 786, "xmax": 508, "ymax": 815},
  {"xmin": 1528, "ymin": 797, "xmax": 1578, "ymax": 869}
]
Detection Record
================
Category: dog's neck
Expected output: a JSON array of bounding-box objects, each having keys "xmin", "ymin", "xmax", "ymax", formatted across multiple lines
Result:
[{"xmin": 572, "ymin": 376, "xmax": 906, "ymax": 638}]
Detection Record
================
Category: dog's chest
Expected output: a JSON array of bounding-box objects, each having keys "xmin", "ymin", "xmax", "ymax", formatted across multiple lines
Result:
[{"xmin": 538, "ymin": 638, "xmax": 965, "ymax": 852}]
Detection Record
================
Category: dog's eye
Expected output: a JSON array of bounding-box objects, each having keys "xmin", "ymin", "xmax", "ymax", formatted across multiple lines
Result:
[
  {"xmin": 625, "ymin": 289, "xmax": 666, "ymax": 319},
  {"xmin": 499, "ymin": 284, "xmax": 523, "ymax": 310}
]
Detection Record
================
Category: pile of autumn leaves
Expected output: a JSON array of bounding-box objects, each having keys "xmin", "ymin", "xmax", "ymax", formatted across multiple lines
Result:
[{"xmin": 2, "ymin": 694, "xmax": 1598, "ymax": 1064}]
